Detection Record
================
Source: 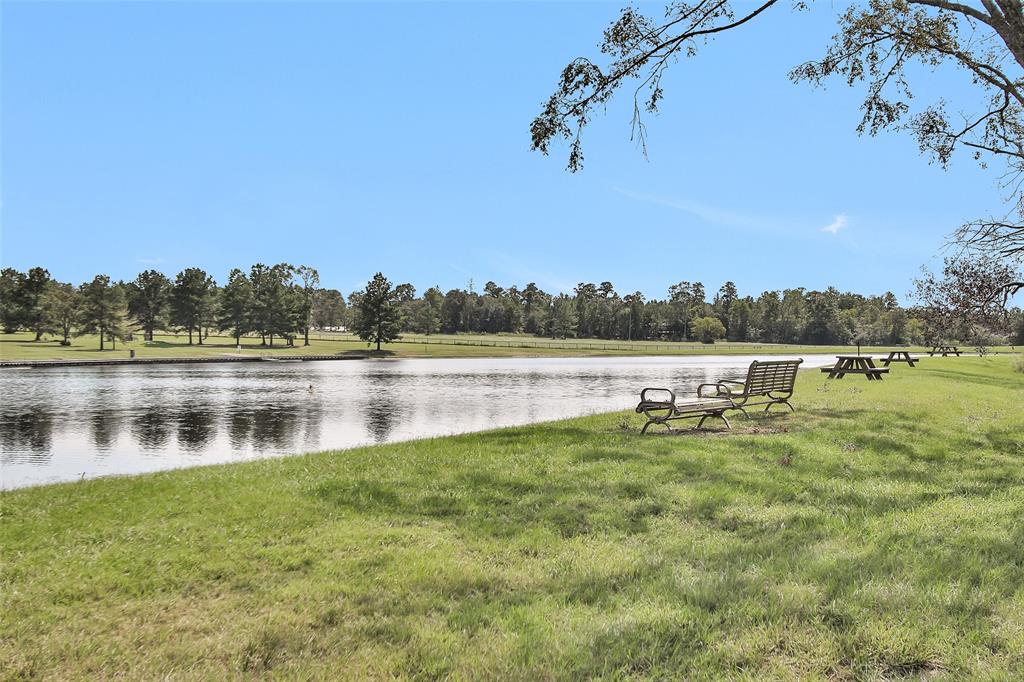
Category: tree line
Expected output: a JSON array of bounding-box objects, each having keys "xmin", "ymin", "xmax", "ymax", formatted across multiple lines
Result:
[
  {"xmin": 4, "ymin": 265, "xmax": 1022, "ymax": 349},
  {"xmin": 0, "ymin": 265, "xmax": 344, "ymax": 349}
]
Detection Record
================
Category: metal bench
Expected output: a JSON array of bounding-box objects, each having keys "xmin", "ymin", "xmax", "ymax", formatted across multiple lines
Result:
[{"xmin": 636, "ymin": 359, "xmax": 803, "ymax": 432}]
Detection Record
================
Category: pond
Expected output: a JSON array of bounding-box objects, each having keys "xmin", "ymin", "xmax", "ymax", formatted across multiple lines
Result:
[{"xmin": 0, "ymin": 355, "xmax": 832, "ymax": 489}]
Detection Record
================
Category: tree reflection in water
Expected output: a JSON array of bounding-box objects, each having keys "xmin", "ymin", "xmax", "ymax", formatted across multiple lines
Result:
[
  {"xmin": 362, "ymin": 370, "xmax": 403, "ymax": 443},
  {"xmin": 90, "ymin": 412, "xmax": 119, "ymax": 451},
  {"xmin": 0, "ymin": 410, "xmax": 54, "ymax": 461},
  {"xmin": 177, "ymin": 407, "xmax": 216, "ymax": 452},
  {"xmin": 132, "ymin": 410, "xmax": 170, "ymax": 451}
]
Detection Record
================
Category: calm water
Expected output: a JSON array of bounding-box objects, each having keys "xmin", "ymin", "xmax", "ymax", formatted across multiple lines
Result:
[{"xmin": 0, "ymin": 355, "xmax": 832, "ymax": 489}]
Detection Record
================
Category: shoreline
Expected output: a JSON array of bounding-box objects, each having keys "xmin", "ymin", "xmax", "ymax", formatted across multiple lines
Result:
[{"xmin": 0, "ymin": 354, "xmax": 369, "ymax": 369}]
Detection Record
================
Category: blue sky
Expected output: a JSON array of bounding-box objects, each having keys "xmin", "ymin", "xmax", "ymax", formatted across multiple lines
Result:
[{"xmin": 1, "ymin": 1, "xmax": 1010, "ymax": 301}]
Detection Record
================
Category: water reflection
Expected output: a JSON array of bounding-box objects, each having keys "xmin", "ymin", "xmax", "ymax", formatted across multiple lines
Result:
[
  {"xmin": 178, "ymin": 407, "xmax": 216, "ymax": 453},
  {"xmin": 0, "ymin": 355, "xmax": 831, "ymax": 489},
  {"xmin": 133, "ymin": 411, "xmax": 170, "ymax": 450},
  {"xmin": 0, "ymin": 409, "xmax": 53, "ymax": 458},
  {"xmin": 91, "ymin": 412, "xmax": 119, "ymax": 451}
]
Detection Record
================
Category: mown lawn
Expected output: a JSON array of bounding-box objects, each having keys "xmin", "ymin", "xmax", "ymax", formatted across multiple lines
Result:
[
  {"xmin": 2, "ymin": 357, "xmax": 1023, "ymax": 679},
  {"xmin": 0, "ymin": 329, "xmax": 980, "ymax": 362}
]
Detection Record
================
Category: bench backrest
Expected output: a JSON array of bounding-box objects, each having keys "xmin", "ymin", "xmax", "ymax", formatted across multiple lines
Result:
[{"xmin": 742, "ymin": 359, "xmax": 802, "ymax": 396}]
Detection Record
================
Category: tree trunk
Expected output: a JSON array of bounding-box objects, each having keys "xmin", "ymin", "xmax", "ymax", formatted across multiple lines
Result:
[
  {"xmin": 269, "ymin": 333, "xmax": 274, "ymax": 347},
  {"xmin": 188, "ymin": 329, "xmax": 193, "ymax": 345},
  {"xmin": 99, "ymin": 328, "xmax": 105, "ymax": 351},
  {"xmin": 304, "ymin": 327, "xmax": 310, "ymax": 346},
  {"xmin": 35, "ymin": 330, "xmax": 42, "ymax": 341}
]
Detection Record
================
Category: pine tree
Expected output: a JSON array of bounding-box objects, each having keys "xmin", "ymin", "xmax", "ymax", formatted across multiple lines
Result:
[{"xmin": 354, "ymin": 273, "xmax": 403, "ymax": 351}]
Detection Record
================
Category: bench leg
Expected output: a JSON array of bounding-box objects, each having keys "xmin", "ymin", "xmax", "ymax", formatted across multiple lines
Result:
[
  {"xmin": 764, "ymin": 400, "xmax": 794, "ymax": 413},
  {"xmin": 697, "ymin": 412, "xmax": 731, "ymax": 430}
]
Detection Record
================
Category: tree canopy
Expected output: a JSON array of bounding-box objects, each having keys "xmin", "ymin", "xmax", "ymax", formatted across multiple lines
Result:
[{"xmin": 530, "ymin": 0, "xmax": 1024, "ymax": 294}]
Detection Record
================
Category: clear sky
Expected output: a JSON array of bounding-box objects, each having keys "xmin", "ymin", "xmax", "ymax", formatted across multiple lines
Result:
[{"xmin": 1, "ymin": 1, "xmax": 1010, "ymax": 301}]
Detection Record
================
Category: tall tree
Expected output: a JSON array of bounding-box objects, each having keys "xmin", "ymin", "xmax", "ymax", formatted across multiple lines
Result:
[
  {"xmin": 79, "ymin": 275, "xmax": 128, "ymax": 350},
  {"xmin": 126, "ymin": 270, "xmax": 171, "ymax": 341},
  {"xmin": 171, "ymin": 268, "xmax": 215, "ymax": 345},
  {"xmin": 0, "ymin": 268, "xmax": 26, "ymax": 333},
  {"xmin": 218, "ymin": 269, "xmax": 254, "ymax": 344},
  {"xmin": 312, "ymin": 289, "xmax": 347, "ymax": 330},
  {"xmin": 19, "ymin": 267, "xmax": 52, "ymax": 340},
  {"xmin": 42, "ymin": 282, "xmax": 81, "ymax": 346},
  {"xmin": 548, "ymin": 295, "xmax": 579, "ymax": 339},
  {"xmin": 294, "ymin": 265, "xmax": 320, "ymax": 346},
  {"xmin": 354, "ymin": 272, "xmax": 403, "ymax": 351}
]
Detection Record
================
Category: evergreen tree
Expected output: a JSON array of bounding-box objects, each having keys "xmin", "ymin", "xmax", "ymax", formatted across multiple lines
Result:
[
  {"xmin": 42, "ymin": 282, "xmax": 81, "ymax": 345},
  {"xmin": 294, "ymin": 265, "xmax": 320, "ymax": 346},
  {"xmin": 20, "ymin": 267, "xmax": 52, "ymax": 340},
  {"xmin": 79, "ymin": 275, "xmax": 128, "ymax": 350},
  {"xmin": 354, "ymin": 273, "xmax": 403, "ymax": 351},
  {"xmin": 218, "ymin": 269, "xmax": 254, "ymax": 343},
  {"xmin": 171, "ymin": 268, "xmax": 215, "ymax": 345},
  {"xmin": 0, "ymin": 268, "xmax": 25, "ymax": 333},
  {"xmin": 126, "ymin": 270, "xmax": 171, "ymax": 341}
]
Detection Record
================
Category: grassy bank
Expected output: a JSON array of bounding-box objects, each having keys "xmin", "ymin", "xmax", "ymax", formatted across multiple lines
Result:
[
  {"xmin": 0, "ymin": 330, "xmax": 997, "ymax": 362},
  {"xmin": 3, "ymin": 357, "xmax": 1024, "ymax": 678}
]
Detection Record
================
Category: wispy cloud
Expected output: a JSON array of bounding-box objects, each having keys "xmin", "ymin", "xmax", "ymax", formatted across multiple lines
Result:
[
  {"xmin": 820, "ymin": 215, "xmax": 849, "ymax": 235},
  {"xmin": 611, "ymin": 187, "xmax": 783, "ymax": 233}
]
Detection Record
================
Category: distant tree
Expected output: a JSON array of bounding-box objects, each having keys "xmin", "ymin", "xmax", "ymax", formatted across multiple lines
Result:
[
  {"xmin": 18, "ymin": 267, "xmax": 52, "ymax": 340},
  {"xmin": 247, "ymin": 263, "xmax": 297, "ymax": 346},
  {"xmin": 0, "ymin": 268, "xmax": 25, "ymax": 333},
  {"xmin": 42, "ymin": 282, "xmax": 81, "ymax": 345},
  {"xmin": 312, "ymin": 289, "xmax": 347, "ymax": 329},
  {"xmin": 290, "ymin": 265, "xmax": 319, "ymax": 346},
  {"xmin": 713, "ymin": 281, "xmax": 738, "ymax": 333},
  {"xmin": 171, "ymin": 268, "xmax": 215, "ymax": 345},
  {"xmin": 413, "ymin": 286, "xmax": 442, "ymax": 335},
  {"xmin": 218, "ymin": 269, "xmax": 254, "ymax": 343},
  {"xmin": 79, "ymin": 275, "xmax": 128, "ymax": 350},
  {"xmin": 548, "ymin": 295, "xmax": 578, "ymax": 339},
  {"xmin": 692, "ymin": 316, "xmax": 726, "ymax": 344},
  {"xmin": 803, "ymin": 289, "xmax": 842, "ymax": 344},
  {"xmin": 354, "ymin": 272, "xmax": 403, "ymax": 351},
  {"xmin": 126, "ymin": 270, "xmax": 171, "ymax": 341},
  {"xmin": 727, "ymin": 298, "xmax": 752, "ymax": 341},
  {"xmin": 622, "ymin": 291, "xmax": 646, "ymax": 340}
]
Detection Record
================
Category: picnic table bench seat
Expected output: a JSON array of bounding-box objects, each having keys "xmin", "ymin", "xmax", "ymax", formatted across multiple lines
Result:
[
  {"xmin": 636, "ymin": 359, "xmax": 803, "ymax": 432},
  {"xmin": 820, "ymin": 355, "xmax": 889, "ymax": 380}
]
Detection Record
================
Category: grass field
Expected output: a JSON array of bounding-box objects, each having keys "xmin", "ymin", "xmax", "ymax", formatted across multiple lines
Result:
[
  {"xmin": 0, "ymin": 329, "xmax": 1001, "ymax": 362},
  {"xmin": 2, "ymin": 356, "xmax": 1024, "ymax": 678}
]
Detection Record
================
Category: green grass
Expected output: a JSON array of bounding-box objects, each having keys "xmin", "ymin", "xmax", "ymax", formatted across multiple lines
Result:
[
  {"xmin": 3, "ymin": 357, "xmax": 1024, "ymax": 678},
  {"xmin": 0, "ymin": 329, "xmax": 1000, "ymax": 362}
]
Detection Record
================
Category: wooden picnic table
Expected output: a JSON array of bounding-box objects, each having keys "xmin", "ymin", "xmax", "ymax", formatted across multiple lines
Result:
[
  {"xmin": 820, "ymin": 355, "xmax": 890, "ymax": 380},
  {"xmin": 880, "ymin": 350, "xmax": 918, "ymax": 367},
  {"xmin": 929, "ymin": 345, "xmax": 961, "ymax": 357}
]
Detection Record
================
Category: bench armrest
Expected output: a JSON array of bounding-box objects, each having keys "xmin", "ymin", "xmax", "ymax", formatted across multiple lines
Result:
[
  {"xmin": 639, "ymin": 387, "xmax": 675, "ymax": 404},
  {"xmin": 698, "ymin": 382, "xmax": 735, "ymax": 398}
]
